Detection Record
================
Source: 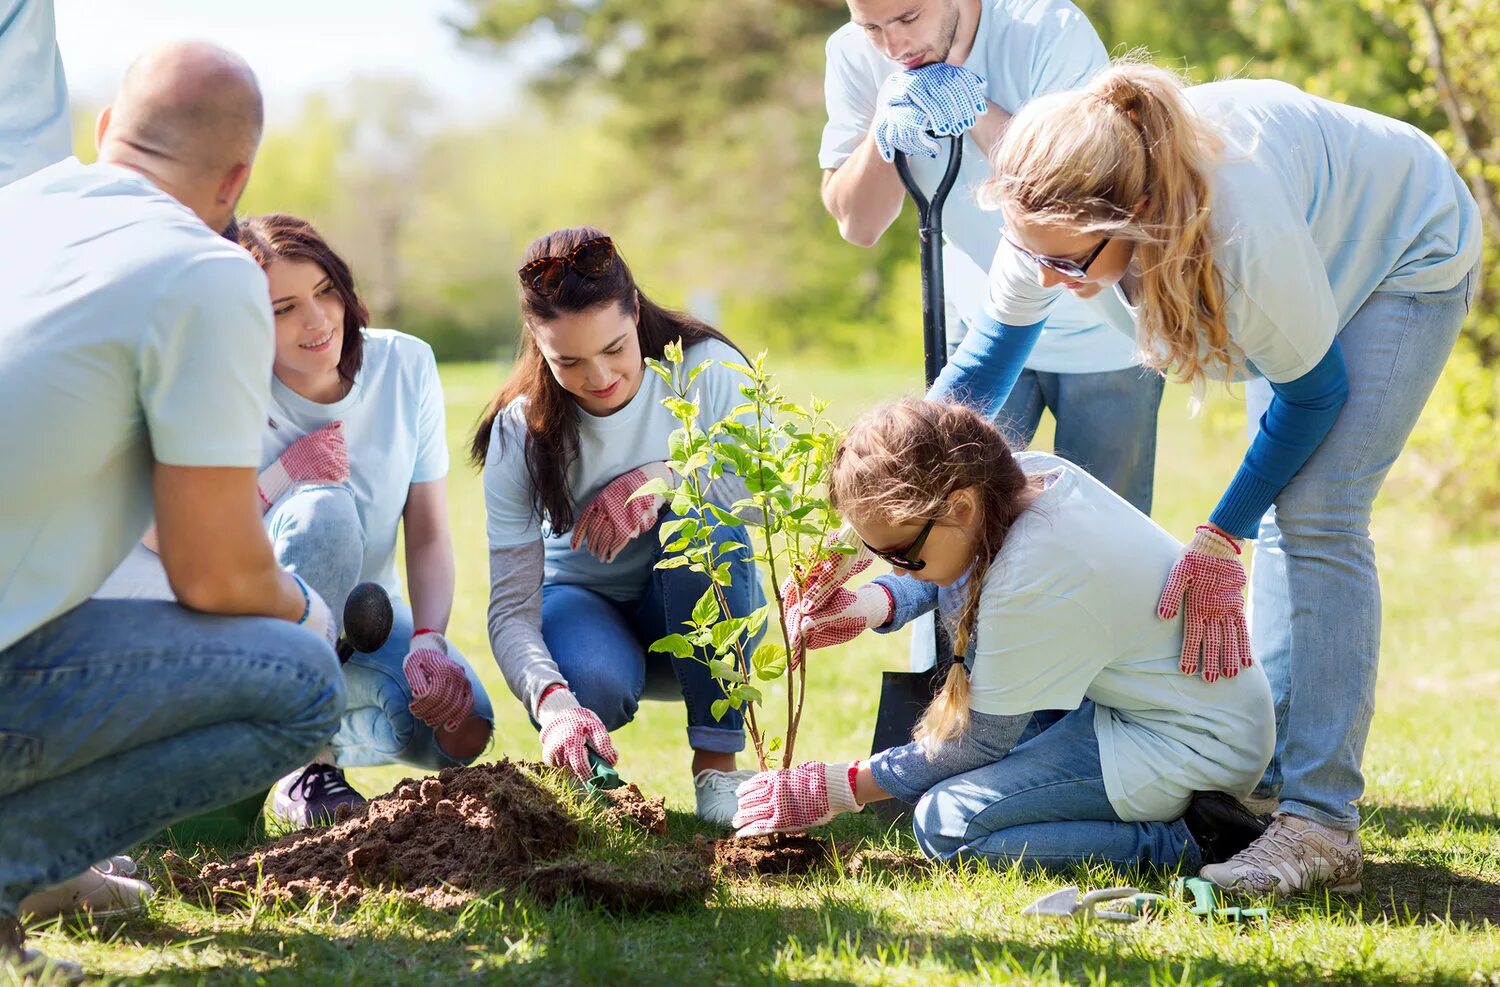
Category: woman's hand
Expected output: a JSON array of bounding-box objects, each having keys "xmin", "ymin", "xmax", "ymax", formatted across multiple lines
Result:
[
  {"xmin": 536, "ymin": 686, "xmax": 617, "ymax": 780},
  {"xmin": 403, "ymin": 630, "xmax": 475, "ymax": 731},
  {"xmin": 257, "ymin": 421, "xmax": 349, "ymax": 512},
  {"xmin": 1157, "ymin": 524, "xmax": 1253, "ymax": 682},
  {"xmin": 732, "ymin": 761, "xmax": 862, "ymax": 836},
  {"xmin": 570, "ymin": 462, "xmax": 674, "ymax": 563}
]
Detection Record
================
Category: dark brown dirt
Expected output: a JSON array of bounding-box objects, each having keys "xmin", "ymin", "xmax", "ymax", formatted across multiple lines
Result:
[
  {"xmin": 181, "ymin": 760, "xmax": 708, "ymax": 913},
  {"xmin": 844, "ymin": 847, "xmax": 935, "ymax": 880},
  {"xmin": 599, "ymin": 783, "xmax": 669, "ymax": 837},
  {"xmin": 704, "ymin": 832, "xmax": 832, "ymax": 879}
]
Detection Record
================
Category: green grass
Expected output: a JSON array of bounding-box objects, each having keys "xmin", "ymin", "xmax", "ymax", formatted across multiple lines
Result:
[{"xmin": 24, "ymin": 360, "xmax": 1500, "ymax": 985}]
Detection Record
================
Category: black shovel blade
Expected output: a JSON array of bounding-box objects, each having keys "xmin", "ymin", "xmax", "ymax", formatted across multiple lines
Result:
[{"xmin": 867, "ymin": 667, "xmax": 943, "ymax": 825}]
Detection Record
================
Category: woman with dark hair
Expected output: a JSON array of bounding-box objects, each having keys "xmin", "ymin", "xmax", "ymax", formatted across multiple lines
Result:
[
  {"xmin": 475, "ymin": 226, "xmax": 764, "ymax": 825},
  {"xmin": 99, "ymin": 213, "xmax": 494, "ymax": 826}
]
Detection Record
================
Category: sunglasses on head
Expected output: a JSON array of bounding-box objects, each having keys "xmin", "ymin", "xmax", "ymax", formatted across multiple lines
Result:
[
  {"xmin": 1004, "ymin": 232, "xmax": 1110, "ymax": 280},
  {"xmin": 517, "ymin": 236, "xmax": 616, "ymax": 296},
  {"xmin": 864, "ymin": 515, "xmax": 938, "ymax": 572}
]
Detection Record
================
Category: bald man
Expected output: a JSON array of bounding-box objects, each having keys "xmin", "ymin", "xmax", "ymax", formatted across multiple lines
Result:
[{"xmin": 0, "ymin": 42, "xmax": 345, "ymax": 976}]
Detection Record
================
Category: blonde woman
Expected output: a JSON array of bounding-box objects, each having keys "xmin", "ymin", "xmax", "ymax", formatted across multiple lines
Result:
[
  {"xmin": 788, "ymin": 62, "xmax": 1482, "ymax": 895},
  {"xmin": 733, "ymin": 399, "xmax": 1275, "ymax": 875}
]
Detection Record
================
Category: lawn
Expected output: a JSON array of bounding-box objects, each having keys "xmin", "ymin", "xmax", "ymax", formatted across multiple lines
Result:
[{"xmin": 25, "ymin": 358, "xmax": 1500, "ymax": 985}]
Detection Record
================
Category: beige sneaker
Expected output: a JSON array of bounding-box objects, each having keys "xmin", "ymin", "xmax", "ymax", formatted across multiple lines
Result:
[
  {"xmin": 1199, "ymin": 813, "xmax": 1362, "ymax": 895},
  {"xmin": 18, "ymin": 864, "xmax": 155, "ymax": 922},
  {"xmin": 694, "ymin": 768, "xmax": 757, "ymax": 826}
]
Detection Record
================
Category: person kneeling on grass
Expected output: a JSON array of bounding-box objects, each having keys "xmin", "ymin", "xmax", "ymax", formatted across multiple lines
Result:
[
  {"xmin": 99, "ymin": 213, "xmax": 494, "ymax": 826},
  {"xmin": 733, "ymin": 398, "xmax": 1275, "ymax": 874}
]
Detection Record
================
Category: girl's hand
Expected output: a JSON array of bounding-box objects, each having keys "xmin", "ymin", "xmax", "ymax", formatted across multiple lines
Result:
[
  {"xmin": 1157, "ymin": 524, "xmax": 1253, "ymax": 682},
  {"xmin": 780, "ymin": 541, "xmax": 890, "ymax": 661},
  {"xmin": 732, "ymin": 761, "xmax": 862, "ymax": 836}
]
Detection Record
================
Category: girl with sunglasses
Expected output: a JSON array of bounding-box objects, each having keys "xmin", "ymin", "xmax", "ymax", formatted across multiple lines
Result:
[
  {"xmin": 734, "ymin": 398, "xmax": 1276, "ymax": 877},
  {"xmin": 789, "ymin": 60, "xmax": 1482, "ymax": 895},
  {"xmin": 473, "ymin": 226, "xmax": 766, "ymax": 824},
  {"xmin": 98, "ymin": 214, "xmax": 495, "ymax": 826}
]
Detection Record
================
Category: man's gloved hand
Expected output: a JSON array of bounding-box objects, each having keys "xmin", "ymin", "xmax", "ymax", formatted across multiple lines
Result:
[
  {"xmin": 258, "ymin": 422, "xmax": 349, "ymax": 513},
  {"xmin": 290, "ymin": 573, "xmax": 337, "ymax": 648},
  {"xmin": 873, "ymin": 101, "xmax": 942, "ymax": 161},
  {"xmin": 403, "ymin": 631, "xmax": 475, "ymax": 731},
  {"xmin": 536, "ymin": 686, "xmax": 618, "ymax": 780},
  {"xmin": 732, "ymin": 760, "xmax": 862, "ymax": 836},
  {"xmin": 570, "ymin": 462, "xmax": 675, "ymax": 564},
  {"xmin": 902, "ymin": 63, "xmax": 988, "ymax": 137},
  {"xmin": 1157, "ymin": 525, "xmax": 1253, "ymax": 682}
]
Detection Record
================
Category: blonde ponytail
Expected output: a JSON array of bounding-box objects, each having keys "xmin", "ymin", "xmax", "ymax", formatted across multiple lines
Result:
[
  {"xmin": 911, "ymin": 548, "xmax": 994, "ymax": 748},
  {"xmin": 982, "ymin": 55, "xmax": 1237, "ymax": 391}
]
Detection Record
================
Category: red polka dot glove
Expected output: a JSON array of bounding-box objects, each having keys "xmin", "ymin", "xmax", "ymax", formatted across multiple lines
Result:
[
  {"xmin": 570, "ymin": 462, "xmax": 675, "ymax": 564},
  {"xmin": 403, "ymin": 631, "xmax": 475, "ymax": 731},
  {"xmin": 732, "ymin": 760, "xmax": 862, "ymax": 836},
  {"xmin": 782, "ymin": 542, "xmax": 891, "ymax": 663},
  {"xmin": 1157, "ymin": 525, "xmax": 1253, "ymax": 682},
  {"xmin": 258, "ymin": 421, "xmax": 349, "ymax": 513},
  {"xmin": 536, "ymin": 686, "xmax": 618, "ymax": 781}
]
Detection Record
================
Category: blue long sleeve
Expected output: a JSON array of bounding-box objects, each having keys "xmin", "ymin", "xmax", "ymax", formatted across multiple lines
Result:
[
  {"xmin": 929, "ymin": 315, "xmax": 1046, "ymax": 418},
  {"xmin": 1210, "ymin": 339, "xmax": 1350, "ymax": 538}
]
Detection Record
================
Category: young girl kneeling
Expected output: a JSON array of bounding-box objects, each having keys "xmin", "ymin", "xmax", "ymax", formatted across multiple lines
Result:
[{"xmin": 734, "ymin": 399, "xmax": 1275, "ymax": 873}]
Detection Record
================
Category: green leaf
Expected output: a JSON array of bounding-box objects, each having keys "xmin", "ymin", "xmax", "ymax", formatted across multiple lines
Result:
[
  {"xmin": 709, "ymin": 617, "xmax": 747, "ymax": 653},
  {"xmin": 751, "ymin": 643, "xmax": 787, "ymax": 681},
  {"xmin": 653, "ymin": 555, "xmax": 693, "ymax": 571},
  {"xmin": 707, "ymin": 658, "xmax": 744, "ymax": 681},
  {"xmin": 649, "ymin": 634, "xmax": 694, "ymax": 659},
  {"xmin": 731, "ymin": 684, "xmax": 762, "ymax": 704},
  {"xmin": 691, "ymin": 588, "xmax": 720, "ymax": 628},
  {"xmin": 664, "ymin": 396, "xmax": 698, "ymax": 421},
  {"xmin": 630, "ymin": 476, "xmax": 673, "ymax": 501},
  {"xmin": 658, "ymin": 517, "xmax": 695, "ymax": 545},
  {"xmin": 663, "ymin": 339, "xmax": 683, "ymax": 364},
  {"xmin": 711, "ymin": 698, "xmax": 731, "ymax": 721},
  {"xmin": 746, "ymin": 604, "xmax": 771, "ymax": 637},
  {"xmin": 685, "ymin": 361, "xmax": 711, "ymax": 387},
  {"xmin": 767, "ymin": 736, "xmax": 782, "ymax": 752},
  {"xmin": 722, "ymin": 361, "xmax": 757, "ymax": 379},
  {"xmin": 706, "ymin": 504, "xmax": 741, "ymax": 527}
]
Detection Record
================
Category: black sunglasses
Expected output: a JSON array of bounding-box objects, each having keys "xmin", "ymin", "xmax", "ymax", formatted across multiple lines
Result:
[
  {"xmin": 1004, "ymin": 232, "xmax": 1110, "ymax": 280},
  {"xmin": 864, "ymin": 516, "xmax": 938, "ymax": 572},
  {"xmin": 517, "ymin": 236, "xmax": 616, "ymax": 296}
]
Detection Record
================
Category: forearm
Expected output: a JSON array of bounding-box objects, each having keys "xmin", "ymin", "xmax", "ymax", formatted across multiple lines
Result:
[
  {"xmin": 487, "ymin": 542, "xmax": 566, "ymax": 714},
  {"xmin": 405, "ymin": 537, "xmax": 455, "ymax": 634},
  {"xmin": 821, "ymin": 136, "xmax": 906, "ymax": 248},
  {"xmin": 872, "ymin": 573, "xmax": 938, "ymax": 632},
  {"xmin": 966, "ymin": 99, "xmax": 1011, "ymax": 162},
  {"xmin": 930, "ymin": 316, "xmax": 1045, "ymax": 418}
]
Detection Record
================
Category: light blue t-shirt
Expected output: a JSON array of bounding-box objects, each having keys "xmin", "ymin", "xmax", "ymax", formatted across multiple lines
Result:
[
  {"xmin": 820, "ymin": 0, "xmax": 1138, "ymax": 373},
  {"xmin": 265, "ymin": 329, "xmax": 450, "ymax": 596},
  {"xmin": 0, "ymin": 158, "xmax": 273, "ymax": 650},
  {"xmin": 970, "ymin": 454, "xmax": 1275, "ymax": 821},
  {"xmin": 0, "ymin": 0, "xmax": 70, "ymax": 187},
  {"xmin": 986, "ymin": 78, "xmax": 1484, "ymax": 383},
  {"xmin": 483, "ymin": 338, "xmax": 748, "ymax": 603}
]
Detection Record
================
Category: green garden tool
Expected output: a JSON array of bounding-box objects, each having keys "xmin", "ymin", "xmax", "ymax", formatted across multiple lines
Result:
[
  {"xmin": 1172, "ymin": 876, "xmax": 1271, "ymax": 925},
  {"xmin": 586, "ymin": 748, "xmax": 624, "ymax": 792}
]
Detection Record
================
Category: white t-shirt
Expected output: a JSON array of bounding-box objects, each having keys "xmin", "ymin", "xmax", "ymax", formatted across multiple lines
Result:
[
  {"xmin": 0, "ymin": 158, "xmax": 273, "ymax": 650},
  {"xmin": 264, "ymin": 329, "xmax": 449, "ymax": 595},
  {"xmin": 820, "ymin": 0, "xmax": 1138, "ymax": 373},
  {"xmin": 969, "ymin": 453, "xmax": 1275, "ymax": 821},
  {"xmin": 483, "ymin": 338, "xmax": 747, "ymax": 603},
  {"xmin": 0, "ymin": 0, "xmax": 71, "ymax": 188},
  {"xmin": 985, "ymin": 79, "xmax": 1484, "ymax": 383}
]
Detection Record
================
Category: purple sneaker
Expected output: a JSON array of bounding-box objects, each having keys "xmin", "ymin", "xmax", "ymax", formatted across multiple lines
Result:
[{"xmin": 272, "ymin": 763, "xmax": 366, "ymax": 827}]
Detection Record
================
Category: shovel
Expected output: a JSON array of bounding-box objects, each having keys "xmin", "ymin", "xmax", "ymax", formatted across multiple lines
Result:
[
  {"xmin": 1022, "ymin": 885, "xmax": 1166, "ymax": 925},
  {"xmin": 868, "ymin": 136, "xmax": 964, "ymax": 824},
  {"xmin": 337, "ymin": 581, "xmax": 395, "ymax": 664}
]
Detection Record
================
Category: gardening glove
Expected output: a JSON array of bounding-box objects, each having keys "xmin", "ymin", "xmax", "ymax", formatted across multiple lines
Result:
[
  {"xmin": 536, "ymin": 686, "xmax": 618, "ymax": 781},
  {"xmin": 782, "ymin": 541, "xmax": 892, "ymax": 661},
  {"xmin": 1157, "ymin": 525, "xmax": 1253, "ymax": 682},
  {"xmin": 290, "ymin": 573, "xmax": 337, "ymax": 649},
  {"xmin": 872, "ymin": 101, "xmax": 942, "ymax": 162},
  {"xmin": 902, "ymin": 63, "xmax": 988, "ymax": 137},
  {"xmin": 570, "ymin": 462, "xmax": 675, "ymax": 564},
  {"xmin": 732, "ymin": 760, "xmax": 862, "ymax": 836},
  {"xmin": 258, "ymin": 421, "xmax": 349, "ymax": 513},
  {"xmin": 403, "ymin": 631, "xmax": 475, "ymax": 731}
]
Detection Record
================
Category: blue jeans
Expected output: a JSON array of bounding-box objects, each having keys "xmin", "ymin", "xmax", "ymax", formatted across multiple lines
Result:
[
  {"xmin": 909, "ymin": 364, "xmax": 1164, "ymax": 670},
  {"xmin": 1244, "ymin": 270, "xmax": 1477, "ymax": 829},
  {"xmin": 269, "ymin": 486, "xmax": 493, "ymax": 770},
  {"xmin": 912, "ymin": 704, "xmax": 1200, "ymax": 871},
  {"xmin": 540, "ymin": 511, "xmax": 765, "ymax": 754},
  {"xmin": 0, "ymin": 599, "xmax": 344, "ymax": 916}
]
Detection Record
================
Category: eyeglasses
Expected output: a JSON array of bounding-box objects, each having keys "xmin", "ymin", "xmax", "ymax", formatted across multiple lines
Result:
[
  {"xmin": 864, "ymin": 516, "xmax": 938, "ymax": 572},
  {"xmin": 517, "ymin": 236, "xmax": 616, "ymax": 295},
  {"xmin": 1004, "ymin": 232, "xmax": 1109, "ymax": 280}
]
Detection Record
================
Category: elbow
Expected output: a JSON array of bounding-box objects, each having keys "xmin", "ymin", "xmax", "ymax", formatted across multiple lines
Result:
[
  {"xmin": 837, "ymin": 217, "xmax": 885, "ymax": 249},
  {"xmin": 172, "ymin": 569, "xmax": 249, "ymax": 615}
]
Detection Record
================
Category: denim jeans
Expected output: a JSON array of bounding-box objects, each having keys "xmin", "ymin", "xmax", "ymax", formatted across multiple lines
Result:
[
  {"xmin": 0, "ymin": 599, "xmax": 344, "ymax": 916},
  {"xmin": 1243, "ymin": 269, "xmax": 1477, "ymax": 830},
  {"xmin": 540, "ymin": 510, "xmax": 766, "ymax": 754},
  {"xmin": 269, "ymin": 486, "xmax": 494, "ymax": 770},
  {"xmin": 909, "ymin": 364, "xmax": 1164, "ymax": 670},
  {"xmin": 912, "ymin": 703, "xmax": 1200, "ymax": 871}
]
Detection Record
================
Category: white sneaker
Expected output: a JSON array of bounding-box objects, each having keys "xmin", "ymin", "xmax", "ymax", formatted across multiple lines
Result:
[
  {"xmin": 1199, "ymin": 813, "xmax": 1363, "ymax": 895},
  {"xmin": 694, "ymin": 768, "xmax": 757, "ymax": 826},
  {"xmin": 17, "ymin": 865, "xmax": 155, "ymax": 922}
]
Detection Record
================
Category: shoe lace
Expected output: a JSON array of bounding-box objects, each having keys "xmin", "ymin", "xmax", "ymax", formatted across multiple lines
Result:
[
  {"xmin": 700, "ymin": 770, "xmax": 750, "ymax": 797},
  {"xmin": 296, "ymin": 763, "xmax": 355, "ymax": 802},
  {"xmin": 1231, "ymin": 818, "xmax": 1308, "ymax": 874}
]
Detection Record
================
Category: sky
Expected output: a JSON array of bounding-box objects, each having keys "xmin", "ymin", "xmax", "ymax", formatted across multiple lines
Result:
[{"xmin": 53, "ymin": 0, "xmax": 551, "ymax": 124}]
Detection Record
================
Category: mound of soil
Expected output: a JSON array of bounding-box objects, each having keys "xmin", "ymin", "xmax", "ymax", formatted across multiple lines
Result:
[
  {"xmin": 844, "ymin": 847, "xmax": 934, "ymax": 879},
  {"xmin": 179, "ymin": 761, "xmax": 706, "ymax": 913},
  {"xmin": 704, "ymin": 833, "xmax": 832, "ymax": 879}
]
